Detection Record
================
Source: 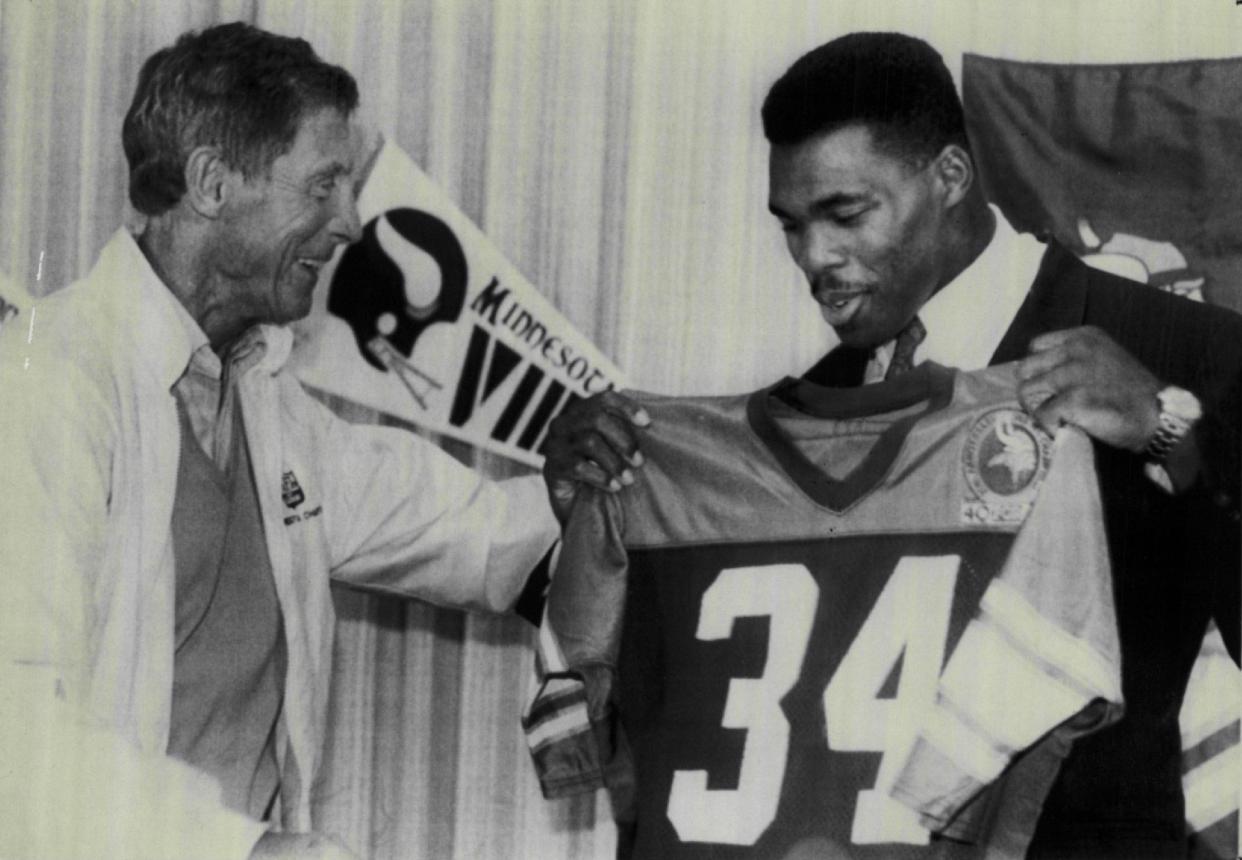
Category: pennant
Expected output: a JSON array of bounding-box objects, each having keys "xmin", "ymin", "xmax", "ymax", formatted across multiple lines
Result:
[{"xmin": 291, "ymin": 140, "xmax": 626, "ymax": 467}]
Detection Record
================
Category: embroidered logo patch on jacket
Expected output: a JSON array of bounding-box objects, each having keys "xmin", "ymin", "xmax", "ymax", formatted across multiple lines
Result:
[{"xmin": 281, "ymin": 471, "xmax": 305, "ymax": 510}]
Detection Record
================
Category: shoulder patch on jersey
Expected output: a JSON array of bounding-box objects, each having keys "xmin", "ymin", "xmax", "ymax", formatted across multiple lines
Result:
[{"xmin": 961, "ymin": 408, "xmax": 1052, "ymax": 525}]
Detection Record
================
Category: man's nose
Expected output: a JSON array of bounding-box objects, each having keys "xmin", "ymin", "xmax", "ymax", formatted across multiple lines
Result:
[
  {"xmin": 791, "ymin": 224, "xmax": 847, "ymax": 276},
  {"xmin": 330, "ymin": 183, "xmax": 363, "ymax": 245}
]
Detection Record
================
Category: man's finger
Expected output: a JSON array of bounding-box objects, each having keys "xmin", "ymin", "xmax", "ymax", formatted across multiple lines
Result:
[
  {"xmin": 573, "ymin": 459, "xmax": 622, "ymax": 493},
  {"xmin": 1027, "ymin": 328, "xmax": 1078, "ymax": 354},
  {"xmin": 1016, "ymin": 377, "xmax": 1057, "ymax": 415},
  {"xmin": 595, "ymin": 390, "xmax": 652, "ymax": 428},
  {"xmin": 543, "ymin": 430, "xmax": 628, "ymax": 486},
  {"xmin": 1020, "ymin": 361, "xmax": 1087, "ymax": 399},
  {"xmin": 577, "ymin": 431, "xmax": 633, "ymax": 485},
  {"xmin": 1031, "ymin": 388, "xmax": 1085, "ymax": 436},
  {"xmin": 579, "ymin": 410, "xmax": 645, "ymax": 468},
  {"xmin": 1015, "ymin": 345, "xmax": 1070, "ymax": 382}
]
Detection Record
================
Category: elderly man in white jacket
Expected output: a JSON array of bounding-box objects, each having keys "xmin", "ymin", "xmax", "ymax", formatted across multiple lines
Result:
[{"xmin": 0, "ymin": 23, "xmax": 603, "ymax": 860}]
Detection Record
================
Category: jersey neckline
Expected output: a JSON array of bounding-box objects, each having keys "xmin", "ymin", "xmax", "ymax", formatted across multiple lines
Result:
[{"xmin": 746, "ymin": 362, "xmax": 956, "ymax": 512}]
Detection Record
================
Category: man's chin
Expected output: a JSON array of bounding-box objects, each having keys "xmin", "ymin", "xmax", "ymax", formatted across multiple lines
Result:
[
  {"xmin": 277, "ymin": 288, "xmax": 316, "ymax": 325},
  {"xmin": 826, "ymin": 321, "xmax": 880, "ymax": 352}
]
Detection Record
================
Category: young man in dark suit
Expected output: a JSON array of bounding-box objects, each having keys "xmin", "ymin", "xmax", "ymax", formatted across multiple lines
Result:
[{"xmin": 544, "ymin": 31, "xmax": 1242, "ymax": 859}]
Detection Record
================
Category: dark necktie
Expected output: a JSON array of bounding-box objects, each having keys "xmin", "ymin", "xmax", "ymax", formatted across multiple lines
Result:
[{"xmin": 884, "ymin": 315, "xmax": 926, "ymax": 380}]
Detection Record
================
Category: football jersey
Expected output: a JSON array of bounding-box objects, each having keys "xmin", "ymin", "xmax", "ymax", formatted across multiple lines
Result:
[{"xmin": 525, "ymin": 362, "xmax": 1123, "ymax": 859}]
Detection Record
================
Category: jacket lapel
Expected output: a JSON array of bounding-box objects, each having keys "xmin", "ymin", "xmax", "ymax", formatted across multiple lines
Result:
[{"xmin": 991, "ymin": 242, "xmax": 1090, "ymax": 365}]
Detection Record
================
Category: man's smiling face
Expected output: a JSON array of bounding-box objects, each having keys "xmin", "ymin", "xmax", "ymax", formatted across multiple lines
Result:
[
  {"xmin": 215, "ymin": 107, "xmax": 362, "ymax": 327},
  {"xmin": 768, "ymin": 124, "xmax": 949, "ymax": 350}
]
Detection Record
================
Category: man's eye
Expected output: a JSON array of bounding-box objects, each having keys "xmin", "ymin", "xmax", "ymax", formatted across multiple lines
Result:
[
  {"xmin": 832, "ymin": 210, "xmax": 865, "ymax": 226},
  {"xmin": 310, "ymin": 178, "xmax": 336, "ymax": 199}
]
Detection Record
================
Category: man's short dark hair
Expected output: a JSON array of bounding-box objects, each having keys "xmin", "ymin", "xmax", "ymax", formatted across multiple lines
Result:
[
  {"xmin": 761, "ymin": 32, "xmax": 968, "ymax": 166},
  {"xmin": 122, "ymin": 22, "xmax": 359, "ymax": 216}
]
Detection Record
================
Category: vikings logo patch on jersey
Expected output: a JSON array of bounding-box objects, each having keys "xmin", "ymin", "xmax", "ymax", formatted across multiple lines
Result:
[{"xmin": 961, "ymin": 407, "xmax": 1052, "ymax": 524}]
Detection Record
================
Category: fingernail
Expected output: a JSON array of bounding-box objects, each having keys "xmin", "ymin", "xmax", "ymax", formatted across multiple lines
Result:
[
  {"xmin": 608, "ymin": 479, "xmax": 621, "ymax": 492},
  {"xmin": 634, "ymin": 409, "xmax": 652, "ymax": 427},
  {"xmin": 630, "ymin": 451, "xmax": 645, "ymax": 467},
  {"xmin": 621, "ymin": 469, "xmax": 634, "ymax": 486}
]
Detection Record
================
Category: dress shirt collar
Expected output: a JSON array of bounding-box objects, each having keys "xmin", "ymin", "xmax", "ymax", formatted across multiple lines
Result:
[{"xmin": 165, "ymin": 279, "xmax": 222, "ymax": 385}]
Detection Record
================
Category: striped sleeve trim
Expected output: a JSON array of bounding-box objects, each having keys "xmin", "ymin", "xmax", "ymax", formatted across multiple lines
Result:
[
  {"xmin": 920, "ymin": 692, "xmax": 1011, "ymax": 785},
  {"xmin": 980, "ymin": 578, "xmax": 1121, "ymax": 702},
  {"xmin": 1184, "ymin": 740, "xmax": 1240, "ymax": 833},
  {"xmin": 523, "ymin": 676, "xmax": 592, "ymax": 752},
  {"xmin": 522, "ymin": 673, "xmax": 605, "ymax": 799},
  {"xmin": 937, "ymin": 616, "xmax": 1115, "ymax": 754},
  {"xmin": 890, "ymin": 579, "xmax": 1124, "ymax": 826}
]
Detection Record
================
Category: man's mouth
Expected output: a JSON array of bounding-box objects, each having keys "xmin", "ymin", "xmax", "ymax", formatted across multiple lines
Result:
[{"xmin": 814, "ymin": 290, "xmax": 868, "ymax": 327}]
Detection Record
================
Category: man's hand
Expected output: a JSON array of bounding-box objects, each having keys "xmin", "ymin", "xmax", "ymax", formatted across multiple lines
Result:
[
  {"xmin": 250, "ymin": 831, "xmax": 359, "ymax": 860},
  {"xmin": 542, "ymin": 391, "xmax": 651, "ymax": 523},
  {"xmin": 1016, "ymin": 326, "xmax": 1161, "ymax": 451}
]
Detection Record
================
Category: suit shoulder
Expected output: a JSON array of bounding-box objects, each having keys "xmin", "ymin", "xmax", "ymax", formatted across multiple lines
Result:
[
  {"xmin": 1038, "ymin": 246, "xmax": 1242, "ymax": 368},
  {"xmin": 1070, "ymin": 253, "xmax": 1242, "ymax": 335}
]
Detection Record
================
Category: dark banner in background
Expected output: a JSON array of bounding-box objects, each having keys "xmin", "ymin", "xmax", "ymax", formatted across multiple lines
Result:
[{"xmin": 963, "ymin": 54, "xmax": 1242, "ymax": 313}]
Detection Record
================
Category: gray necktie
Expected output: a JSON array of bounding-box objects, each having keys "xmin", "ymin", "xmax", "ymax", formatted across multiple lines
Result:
[{"xmin": 884, "ymin": 315, "xmax": 926, "ymax": 380}]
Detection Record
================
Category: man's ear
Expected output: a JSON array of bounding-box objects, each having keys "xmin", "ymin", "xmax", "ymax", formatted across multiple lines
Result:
[
  {"xmin": 183, "ymin": 145, "xmax": 232, "ymax": 218},
  {"xmin": 931, "ymin": 143, "xmax": 974, "ymax": 210}
]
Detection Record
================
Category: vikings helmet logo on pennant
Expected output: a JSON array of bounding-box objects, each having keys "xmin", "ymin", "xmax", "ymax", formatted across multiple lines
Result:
[{"xmin": 961, "ymin": 407, "xmax": 1052, "ymax": 524}]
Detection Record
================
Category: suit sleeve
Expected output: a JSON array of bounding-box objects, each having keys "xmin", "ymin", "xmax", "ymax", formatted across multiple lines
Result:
[
  {"xmin": 1191, "ymin": 332, "xmax": 1242, "ymax": 518},
  {"xmin": 1186, "ymin": 310, "xmax": 1242, "ymax": 663},
  {"xmin": 1191, "ymin": 373, "xmax": 1241, "ymax": 663},
  {"xmin": 0, "ymin": 350, "xmax": 265, "ymax": 860}
]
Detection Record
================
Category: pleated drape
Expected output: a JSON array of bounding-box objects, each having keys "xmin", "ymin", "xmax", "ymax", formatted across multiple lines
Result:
[{"xmin": 2, "ymin": 2, "xmax": 1238, "ymax": 858}]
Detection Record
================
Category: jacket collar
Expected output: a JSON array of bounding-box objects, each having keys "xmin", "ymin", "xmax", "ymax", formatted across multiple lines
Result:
[{"xmin": 90, "ymin": 230, "xmax": 200, "ymax": 392}]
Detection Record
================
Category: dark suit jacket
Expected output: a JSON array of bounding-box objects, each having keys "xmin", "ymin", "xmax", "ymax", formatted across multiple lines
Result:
[{"xmin": 805, "ymin": 242, "xmax": 1242, "ymax": 859}]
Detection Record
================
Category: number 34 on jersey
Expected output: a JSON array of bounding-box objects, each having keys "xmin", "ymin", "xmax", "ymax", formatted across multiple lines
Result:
[{"xmin": 615, "ymin": 531, "xmax": 1121, "ymax": 857}]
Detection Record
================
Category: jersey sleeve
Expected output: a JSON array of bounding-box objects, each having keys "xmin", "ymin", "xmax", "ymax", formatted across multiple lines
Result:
[
  {"xmin": 522, "ymin": 486, "xmax": 632, "ymax": 800},
  {"xmin": 890, "ymin": 426, "xmax": 1124, "ymax": 836}
]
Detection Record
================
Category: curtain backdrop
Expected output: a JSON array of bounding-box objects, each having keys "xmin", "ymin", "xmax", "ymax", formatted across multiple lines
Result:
[{"xmin": 3, "ymin": 2, "xmax": 1239, "ymax": 858}]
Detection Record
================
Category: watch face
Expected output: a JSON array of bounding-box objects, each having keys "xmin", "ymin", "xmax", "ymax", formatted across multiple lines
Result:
[{"xmin": 1159, "ymin": 387, "xmax": 1203, "ymax": 422}]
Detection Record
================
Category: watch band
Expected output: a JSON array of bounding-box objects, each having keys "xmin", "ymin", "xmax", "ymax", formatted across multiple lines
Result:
[{"xmin": 1144, "ymin": 386, "xmax": 1201, "ymax": 464}]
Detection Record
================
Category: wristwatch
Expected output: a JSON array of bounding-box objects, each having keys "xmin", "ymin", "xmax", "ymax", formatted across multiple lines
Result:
[{"xmin": 1144, "ymin": 385, "xmax": 1202, "ymax": 464}]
